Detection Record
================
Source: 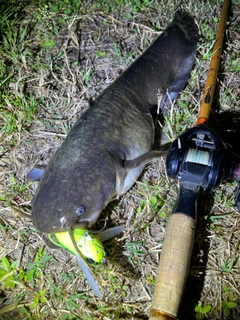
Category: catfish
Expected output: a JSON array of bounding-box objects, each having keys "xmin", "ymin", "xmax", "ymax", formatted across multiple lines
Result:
[{"xmin": 29, "ymin": 11, "xmax": 199, "ymax": 234}]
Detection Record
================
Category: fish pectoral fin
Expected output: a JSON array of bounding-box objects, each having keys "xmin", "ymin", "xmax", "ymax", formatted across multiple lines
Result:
[
  {"xmin": 124, "ymin": 150, "xmax": 167, "ymax": 171},
  {"xmin": 106, "ymin": 148, "xmax": 166, "ymax": 172},
  {"xmin": 27, "ymin": 166, "xmax": 45, "ymax": 181},
  {"xmin": 105, "ymin": 148, "xmax": 125, "ymax": 174},
  {"xmin": 97, "ymin": 226, "xmax": 123, "ymax": 242}
]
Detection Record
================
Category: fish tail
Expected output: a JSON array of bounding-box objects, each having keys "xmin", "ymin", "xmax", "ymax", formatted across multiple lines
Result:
[
  {"xmin": 172, "ymin": 10, "xmax": 200, "ymax": 44},
  {"xmin": 159, "ymin": 11, "xmax": 199, "ymax": 114}
]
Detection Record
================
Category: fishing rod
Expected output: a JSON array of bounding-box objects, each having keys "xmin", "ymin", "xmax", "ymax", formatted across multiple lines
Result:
[
  {"xmin": 197, "ymin": 0, "xmax": 230, "ymax": 125},
  {"xmin": 149, "ymin": 1, "xmax": 239, "ymax": 319}
]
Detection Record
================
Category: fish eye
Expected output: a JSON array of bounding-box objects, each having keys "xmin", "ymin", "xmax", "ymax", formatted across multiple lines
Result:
[{"xmin": 76, "ymin": 205, "xmax": 85, "ymax": 216}]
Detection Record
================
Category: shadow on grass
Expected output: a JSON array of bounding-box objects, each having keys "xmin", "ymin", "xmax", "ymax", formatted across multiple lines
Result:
[{"xmin": 209, "ymin": 110, "xmax": 240, "ymax": 160}]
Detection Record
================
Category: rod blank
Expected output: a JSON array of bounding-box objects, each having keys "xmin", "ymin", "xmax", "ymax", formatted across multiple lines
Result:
[{"xmin": 197, "ymin": 0, "xmax": 230, "ymax": 125}]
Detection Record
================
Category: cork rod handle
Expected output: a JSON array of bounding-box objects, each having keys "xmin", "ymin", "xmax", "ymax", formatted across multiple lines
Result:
[{"xmin": 149, "ymin": 213, "xmax": 196, "ymax": 319}]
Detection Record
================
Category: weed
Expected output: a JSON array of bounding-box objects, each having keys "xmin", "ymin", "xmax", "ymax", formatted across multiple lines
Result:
[
  {"xmin": 48, "ymin": 0, "xmax": 81, "ymax": 15},
  {"xmin": 209, "ymin": 213, "xmax": 233, "ymax": 221},
  {"xmin": 150, "ymin": 195, "xmax": 166, "ymax": 213},
  {"xmin": 110, "ymin": 279, "xmax": 121, "ymax": 294},
  {"xmin": 62, "ymin": 293, "xmax": 89, "ymax": 318},
  {"xmin": 219, "ymin": 87, "xmax": 238, "ymax": 108},
  {"xmin": 124, "ymin": 241, "xmax": 146, "ymax": 261},
  {"xmin": 0, "ymin": 112, "xmax": 18, "ymax": 135},
  {"xmin": 116, "ymin": 0, "xmax": 154, "ymax": 13},
  {"xmin": 9, "ymin": 175, "xmax": 32, "ymax": 197},
  {"xmin": 89, "ymin": 0, "xmax": 155, "ymax": 15},
  {"xmin": 25, "ymin": 247, "xmax": 54, "ymax": 286},
  {"xmin": 146, "ymin": 274, "xmax": 156, "ymax": 285},
  {"xmin": 29, "ymin": 290, "xmax": 47, "ymax": 309},
  {"xmin": 60, "ymin": 271, "xmax": 76, "ymax": 284},
  {"xmin": 163, "ymin": 108, "xmax": 195, "ymax": 140},
  {"xmin": 96, "ymin": 51, "xmax": 106, "ymax": 58},
  {"xmin": 82, "ymin": 68, "xmax": 93, "ymax": 85},
  {"xmin": 0, "ymin": 92, "xmax": 38, "ymax": 135},
  {"xmin": 82, "ymin": 315, "xmax": 97, "ymax": 320},
  {"xmin": 0, "ymin": 19, "xmax": 31, "ymax": 65},
  {"xmin": 137, "ymin": 193, "xmax": 167, "ymax": 218},
  {"xmin": 19, "ymin": 306, "xmax": 32, "ymax": 319},
  {"xmin": 0, "ymin": 175, "xmax": 33, "ymax": 208},
  {"xmin": 0, "ymin": 251, "xmax": 51, "ymax": 290},
  {"xmin": 229, "ymin": 57, "xmax": 240, "ymax": 73},
  {"xmin": 195, "ymin": 301, "xmax": 212, "ymax": 320},
  {"xmin": 213, "ymin": 187, "xmax": 236, "ymax": 209},
  {"xmin": 0, "ymin": 256, "xmax": 17, "ymax": 288},
  {"xmin": 0, "ymin": 2, "xmax": 22, "ymax": 41},
  {"xmin": 40, "ymin": 38, "xmax": 56, "ymax": 49},
  {"xmin": 221, "ymin": 286, "xmax": 238, "ymax": 317},
  {"xmin": 111, "ymin": 42, "xmax": 135, "ymax": 66},
  {"xmin": 220, "ymin": 257, "xmax": 236, "ymax": 273}
]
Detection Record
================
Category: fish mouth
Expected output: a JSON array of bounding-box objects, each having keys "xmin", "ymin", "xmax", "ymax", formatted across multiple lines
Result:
[
  {"xmin": 33, "ymin": 217, "xmax": 89, "ymax": 234},
  {"xmin": 72, "ymin": 221, "xmax": 90, "ymax": 229},
  {"xmin": 32, "ymin": 214, "xmax": 70, "ymax": 234}
]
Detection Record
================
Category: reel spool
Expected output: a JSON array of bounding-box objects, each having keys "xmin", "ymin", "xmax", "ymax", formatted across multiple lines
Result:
[{"xmin": 166, "ymin": 126, "xmax": 240, "ymax": 196}]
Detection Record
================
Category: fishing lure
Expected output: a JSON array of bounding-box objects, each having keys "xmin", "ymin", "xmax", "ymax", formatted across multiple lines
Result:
[
  {"xmin": 48, "ymin": 228, "xmax": 105, "ymax": 264},
  {"xmin": 48, "ymin": 226, "xmax": 123, "ymax": 299}
]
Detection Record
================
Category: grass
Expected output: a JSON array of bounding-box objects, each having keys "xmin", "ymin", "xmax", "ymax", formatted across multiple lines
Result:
[{"xmin": 0, "ymin": 0, "xmax": 240, "ymax": 319}]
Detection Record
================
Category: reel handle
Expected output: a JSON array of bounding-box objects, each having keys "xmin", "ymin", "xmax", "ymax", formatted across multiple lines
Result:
[{"xmin": 149, "ymin": 188, "xmax": 198, "ymax": 319}]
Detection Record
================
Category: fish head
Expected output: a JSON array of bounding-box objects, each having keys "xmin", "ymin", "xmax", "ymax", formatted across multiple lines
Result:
[
  {"xmin": 31, "ymin": 155, "xmax": 117, "ymax": 234},
  {"xmin": 31, "ymin": 191, "xmax": 98, "ymax": 234}
]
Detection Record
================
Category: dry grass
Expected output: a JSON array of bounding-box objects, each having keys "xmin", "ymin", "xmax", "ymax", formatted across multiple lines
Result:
[{"xmin": 0, "ymin": 0, "xmax": 239, "ymax": 319}]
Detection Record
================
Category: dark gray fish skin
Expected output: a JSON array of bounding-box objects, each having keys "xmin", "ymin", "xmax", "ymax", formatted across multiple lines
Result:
[{"xmin": 31, "ymin": 11, "xmax": 199, "ymax": 234}]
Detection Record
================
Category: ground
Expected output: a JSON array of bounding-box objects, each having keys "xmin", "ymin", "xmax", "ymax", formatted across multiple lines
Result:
[{"xmin": 0, "ymin": 0, "xmax": 239, "ymax": 319}]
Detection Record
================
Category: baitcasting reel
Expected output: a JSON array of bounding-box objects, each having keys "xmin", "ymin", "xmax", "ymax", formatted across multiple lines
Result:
[{"xmin": 166, "ymin": 125, "xmax": 240, "ymax": 210}]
